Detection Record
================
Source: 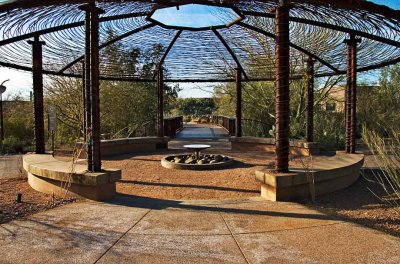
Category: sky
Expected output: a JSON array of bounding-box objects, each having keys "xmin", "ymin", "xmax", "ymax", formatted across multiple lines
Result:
[{"xmin": 0, "ymin": 0, "xmax": 399, "ymax": 99}]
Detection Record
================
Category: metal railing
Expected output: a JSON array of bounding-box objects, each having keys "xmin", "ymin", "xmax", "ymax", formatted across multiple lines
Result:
[
  {"xmin": 164, "ymin": 116, "xmax": 183, "ymax": 138},
  {"xmin": 211, "ymin": 115, "xmax": 235, "ymax": 136}
]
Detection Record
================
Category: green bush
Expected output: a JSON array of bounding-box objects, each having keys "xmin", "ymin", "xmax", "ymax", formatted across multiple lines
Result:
[{"xmin": 1, "ymin": 136, "xmax": 26, "ymax": 154}]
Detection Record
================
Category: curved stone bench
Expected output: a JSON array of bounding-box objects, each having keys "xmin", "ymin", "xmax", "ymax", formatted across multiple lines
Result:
[
  {"xmin": 255, "ymin": 152, "xmax": 364, "ymax": 201},
  {"xmin": 78, "ymin": 136, "xmax": 170, "ymax": 157},
  {"xmin": 23, "ymin": 154, "xmax": 121, "ymax": 201},
  {"xmin": 230, "ymin": 136, "xmax": 320, "ymax": 156}
]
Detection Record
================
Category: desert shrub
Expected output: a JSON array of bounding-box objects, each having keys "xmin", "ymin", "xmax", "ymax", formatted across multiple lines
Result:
[
  {"xmin": 314, "ymin": 110, "xmax": 345, "ymax": 150},
  {"xmin": 362, "ymin": 127, "xmax": 400, "ymax": 214}
]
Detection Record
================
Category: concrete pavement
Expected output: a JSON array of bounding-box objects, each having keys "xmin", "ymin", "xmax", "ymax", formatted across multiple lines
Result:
[{"xmin": 1, "ymin": 195, "xmax": 399, "ymax": 263}]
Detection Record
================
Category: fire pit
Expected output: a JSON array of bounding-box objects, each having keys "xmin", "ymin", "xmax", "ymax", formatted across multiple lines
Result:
[{"xmin": 161, "ymin": 144, "xmax": 234, "ymax": 170}]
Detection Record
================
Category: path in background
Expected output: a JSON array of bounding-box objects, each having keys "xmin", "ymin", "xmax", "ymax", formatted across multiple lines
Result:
[
  {"xmin": 171, "ymin": 123, "xmax": 231, "ymax": 149},
  {"xmin": 176, "ymin": 123, "xmax": 229, "ymax": 139}
]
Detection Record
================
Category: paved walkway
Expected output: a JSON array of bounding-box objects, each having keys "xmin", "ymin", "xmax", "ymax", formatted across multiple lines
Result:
[
  {"xmin": 1, "ymin": 196, "xmax": 399, "ymax": 263},
  {"xmin": 176, "ymin": 123, "xmax": 229, "ymax": 139}
]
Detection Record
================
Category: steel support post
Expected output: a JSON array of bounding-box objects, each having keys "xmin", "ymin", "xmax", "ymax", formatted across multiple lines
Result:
[
  {"xmin": 306, "ymin": 58, "xmax": 314, "ymax": 143},
  {"xmin": 80, "ymin": 3, "xmax": 104, "ymax": 171},
  {"xmin": 157, "ymin": 67, "xmax": 164, "ymax": 138},
  {"xmin": 235, "ymin": 66, "xmax": 242, "ymax": 137},
  {"xmin": 28, "ymin": 36, "xmax": 46, "ymax": 154},
  {"xmin": 344, "ymin": 35, "xmax": 361, "ymax": 154},
  {"xmin": 274, "ymin": 2, "xmax": 291, "ymax": 173}
]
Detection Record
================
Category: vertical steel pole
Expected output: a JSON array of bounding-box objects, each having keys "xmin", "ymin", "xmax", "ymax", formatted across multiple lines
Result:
[
  {"xmin": 82, "ymin": 61, "xmax": 87, "ymax": 140},
  {"xmin": 0, "ymin": 94, "xmax": 3, "ymax": 141},
  {"xmin": 235, "ymin": 66, "xmax": 242, "ymax": 137},
  {"xmin": 350, "ymin": 37, "xmax": 360, "ymax": 154},
  {"xmin": 274, "ymin": 2, "xmax": 291, "ymax": 173},
  {"xmin": 80, "ymin": 3, "xmax": 104, "ymax": 172},
  {"xmin": 306, "ymin": 58, "xmax": 314, "ymax": 143},
  {"xmin": 28, "ymin": 36, "xmax": 46, "ymax": 154},
  {"xmin": 345, "ymin": 38, "xmax": 352, "ymax": 153},
  {"xmin": 344, "ymin": 35, "xmax": 360, "ymax": 154},
  {"xmin": 81, "ymin": 6, "xmax": 92, "ymax": 170},
  {"xmin": 157, "ymin": 66, "xmax": 164, "ymax": 137},
  {"xmin": 90, "ymin": 6, "xmax": 102, "ymax": 172}
]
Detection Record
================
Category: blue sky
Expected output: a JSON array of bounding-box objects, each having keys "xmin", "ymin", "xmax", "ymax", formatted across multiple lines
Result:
[
  {"xmin": 0, "ymin": 0, "xmax": 399, "ymax": 98},
  {"xmin": 371, "ymin": 0, "xmax": 400, "ymax": 9}
]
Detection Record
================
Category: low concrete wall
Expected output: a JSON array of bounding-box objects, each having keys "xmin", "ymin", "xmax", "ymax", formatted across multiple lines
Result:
[
  {"xmin": 78, "ymin": 136, "xmax": 170, "ymax": 157},
  {"xmin": 23, "ymin": 154, "xmax": 121, "ymax": 201},
  {"xmin": 230, "ymin": 136, "xmax": 320, "ymax": 156},
  {"xmin": 255, "ymin": 152, "xmax": 365, "ymax": 201}
]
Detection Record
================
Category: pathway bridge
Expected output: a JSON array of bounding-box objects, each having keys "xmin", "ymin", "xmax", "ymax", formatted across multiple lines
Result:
[{"xmin": 175, "ymin": 123, "xmax": 229, "ymax": 140}]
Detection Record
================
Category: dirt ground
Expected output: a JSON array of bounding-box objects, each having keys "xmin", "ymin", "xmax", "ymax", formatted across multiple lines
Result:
[
  {"xmin": 303, "ymin": 171, "xmax": 400, "ymax": 237},
  {"xmin": 103, "ymin": 149, "xmax": 287, "ymax": 200},
  {"xmin": 0, "ymin": 177, "xmax": 75, "ymax": 224}
]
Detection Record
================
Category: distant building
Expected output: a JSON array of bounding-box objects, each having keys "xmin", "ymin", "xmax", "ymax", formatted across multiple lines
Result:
[{"xmin": 319, "ymin": 85, "xmax": 378, "ymax": 113}]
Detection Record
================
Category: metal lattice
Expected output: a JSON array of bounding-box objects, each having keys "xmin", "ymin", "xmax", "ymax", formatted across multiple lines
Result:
[{"xmin": 0, "ymin": 0, "xmax": 398, "ymax": 82}]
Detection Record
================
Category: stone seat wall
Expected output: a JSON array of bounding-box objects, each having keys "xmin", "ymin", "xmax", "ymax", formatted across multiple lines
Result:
[
  {"xmin": 23, "ymin": 154, "xmax": 121, "ymax": 201},
  {"xmin": 230, "ymin": 136, "xmax": 320, "ymax": 156},
  {"xmin": 255, "ymin": 152, "xmax": 365, "ymax": 201}
]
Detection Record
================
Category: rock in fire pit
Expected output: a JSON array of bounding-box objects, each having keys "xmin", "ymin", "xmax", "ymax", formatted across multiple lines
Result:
[{"xmin": 161, "ymin": 154, "xmax": 234, "ymax": 170}]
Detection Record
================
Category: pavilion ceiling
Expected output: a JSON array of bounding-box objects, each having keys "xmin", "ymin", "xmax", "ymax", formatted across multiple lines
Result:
[{"xmin": 0, "ymin": 0, "xmax": 398, "ymax": 82}]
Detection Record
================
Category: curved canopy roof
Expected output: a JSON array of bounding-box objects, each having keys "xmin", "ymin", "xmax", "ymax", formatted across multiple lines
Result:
[{"xmin": 0, "ymin": 0, "xmax": 399, "ymax": 82}]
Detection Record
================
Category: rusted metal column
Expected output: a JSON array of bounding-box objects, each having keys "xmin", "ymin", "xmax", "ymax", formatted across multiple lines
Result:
[
  {"xmin": 82, "ymin": 8, "xmax": 92, "ymax": 171},
  {"xmin": 274, "ymin": 2, "xmax": 291, "ymax": 173},
  {"xmin": 344, "ymin": 35, "xmax": 361, "ymax": 154},
  {"xmin": 82, "ymin": 61, "xmax": 86, "ymax": 143},
  {"xmin": 0, "ymin": 94, "xmax": 3, "ymax": 141},
  {"xmin": 80, "ymin": 3, "xmax": 104, "ymax": 172},
  {"xmin": 28, "ymin": 36, "xmax": 46, "ymax": 154},
  {"xmin": 306, "ymin": 58, "xmax": 314, "ymax": 142},
  {"xmin": 344, "ymin": 39, "xmax": 352, "ymax": 153},
  {"xmin": 235, "ymin": 67, "xmax": 242, "ymax": 137},
  {"xmin": 157, "ymin": 66, "xmax": 164, "ymax": 137},
  {"xmin": 350, "ymin": 37, "xmax": 361, "ymax": 154}
]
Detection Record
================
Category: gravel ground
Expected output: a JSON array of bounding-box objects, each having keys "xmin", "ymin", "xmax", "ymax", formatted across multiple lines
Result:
[
  {"xmin": 103, "ymin": 149, "xmax": 315, "ymax": 200},
  {"xmin": 103, "ymin": 149, "xmax": 279, "ymax": 200},
  {"xmin": 0, "ymin": 177, "xmax": 75, "ymax": 224},
  {"xmin": 302, "ymin": 173, "xmax": 400, "ymax": 237}
]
